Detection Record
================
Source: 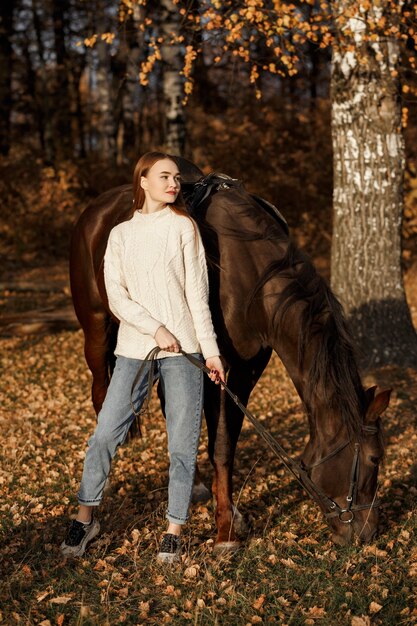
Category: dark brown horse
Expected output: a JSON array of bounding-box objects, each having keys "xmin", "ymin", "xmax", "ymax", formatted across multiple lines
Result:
[{"xmin": 70, "ymin": 156, "xmax": 390, "ymax": 549}]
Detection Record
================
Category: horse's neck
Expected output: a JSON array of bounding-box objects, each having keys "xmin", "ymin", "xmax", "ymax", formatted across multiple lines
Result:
[
  {"xmin": 301, "ymin": 403, "xmax": 350, "ymax": 467},
  {"xmin": 269, "ymin": 322, "xmax": 353, "ymax": 452}
]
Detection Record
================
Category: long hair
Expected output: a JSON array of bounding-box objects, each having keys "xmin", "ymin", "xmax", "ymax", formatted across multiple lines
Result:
[{"xmin": 131, "ymin": 151, "xmax": 188, "ymax": 219}]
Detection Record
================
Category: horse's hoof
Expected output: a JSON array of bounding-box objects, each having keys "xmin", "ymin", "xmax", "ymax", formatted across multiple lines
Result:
[
  {"xmin": 213, "ymin": 541, "xmax": 241, "ymax": 556},
  {"xmin": 232, "ymin": 506, "xmax": 249, "ymax": 536},
  {"xmin": 191, "ymin": 482, "xmax": 211, "ymax": 504}
]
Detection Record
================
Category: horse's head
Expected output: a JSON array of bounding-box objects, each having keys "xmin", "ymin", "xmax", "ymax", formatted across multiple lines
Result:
[{"xmin": 303, "ymin": 387, "xmax": 391, "ymax": 546}]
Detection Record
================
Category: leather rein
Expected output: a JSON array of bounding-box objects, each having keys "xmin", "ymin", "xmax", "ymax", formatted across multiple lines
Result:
[{"xmin": 130, "ymin": 347, "xmax": 381, "ymax": 525}]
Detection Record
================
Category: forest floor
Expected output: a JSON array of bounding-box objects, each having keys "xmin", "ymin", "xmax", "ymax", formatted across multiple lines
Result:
[
  {"xmin": 1, "ymin": 332, "xmax": 417, "ymax": 625},
  {"xmin": 1, "ymin": 149, "xmax": 417, "ymax": 625}
]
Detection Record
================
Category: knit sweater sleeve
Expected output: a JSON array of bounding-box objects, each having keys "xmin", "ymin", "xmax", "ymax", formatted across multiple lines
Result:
[
  {"xmin": 104, "ymin": 227, "xmax": 163, "ymax": 337},
  {"xmin": 183, "ymin": 224, "xmax": 220, "ymax": 359}
]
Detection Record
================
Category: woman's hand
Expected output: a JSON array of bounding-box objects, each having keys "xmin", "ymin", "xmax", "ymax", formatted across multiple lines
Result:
[
  {"xmin": 206, "ymin": 355, "xmax": 225, "ymax": 385},
  {"xmin": 154, "ymin": 326, "xmax": 181, "ymax": 353}
]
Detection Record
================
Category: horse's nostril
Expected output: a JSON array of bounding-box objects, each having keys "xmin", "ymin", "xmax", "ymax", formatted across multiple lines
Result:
[{"xmin": 355, "ymin": 519, "xmax": 378, "ymax": 544}]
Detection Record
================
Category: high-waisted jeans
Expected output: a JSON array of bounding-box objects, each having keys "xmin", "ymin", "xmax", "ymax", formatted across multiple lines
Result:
[{"xmin": 77, "ymin": 353, "xmax": 204, "ymax": 524}]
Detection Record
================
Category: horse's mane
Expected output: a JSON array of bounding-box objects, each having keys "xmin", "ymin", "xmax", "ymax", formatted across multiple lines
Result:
[
  {"xmin": 253, "ymin": 246, "xmax": 366, "ymax": 438},
  {"xmin": 198, "ymin": 188, "xmax": 366, "ymax": 439}
]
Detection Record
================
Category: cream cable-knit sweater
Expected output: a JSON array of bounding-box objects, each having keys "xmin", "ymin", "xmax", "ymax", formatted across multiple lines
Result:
[{"xmin": 104, "ymin": 206, "xmax": 220, "ymax": 360}]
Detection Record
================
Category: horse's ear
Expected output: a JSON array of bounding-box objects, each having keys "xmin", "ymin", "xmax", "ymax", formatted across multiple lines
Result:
[
  {"xmin": 172, "ymin": 156, "xmax": 203, "ymax": 184},
  {"xmin": 364, "ymin": 386, "xmax": 377, "ymax": 404},
  {"xmin": 365, "ymin": 389, "xmax": 392, "ymax": 423}
]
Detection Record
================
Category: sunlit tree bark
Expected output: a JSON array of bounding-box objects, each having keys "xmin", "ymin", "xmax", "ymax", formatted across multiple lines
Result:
[
  {"xmin": 96, "ymin": 0, "xmax": 115, "ymax": 160},
  {"xmin": 115, "ymin": 5, "xmax": 145, "ymax": 164},
  {"xmin": 330, "ymin": 1, "xmax": 417, "ymax": 367},
  {"xmin": 159, "ymin": 0, "xmax": 186, "ymax": 155}
]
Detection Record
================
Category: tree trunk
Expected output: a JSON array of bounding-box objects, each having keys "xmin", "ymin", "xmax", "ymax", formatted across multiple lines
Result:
[
  {"xmin": 159, "ymin": 0, "xmax": 186, "ymax": 155},
  {"xmin": 330, "ymin": 2, "xmax": 417, "ymax": 368},
  {"xmin": 31, "ymin": 0, "xmax": 55, "ymax": 164},
  {"xmin": 114, "ymin": 6, "xmax": 145, "ymax": 165},
  {"xmin": 70, "ymin": 54, "xmax": 87, "ymax": 158},
  {"xmin": 96, "ymin": 0, "xmax": 115, "ymax": 160},
  {"xmin": 0, "ymin": 0, "xmax": 14, "ymax": 156},
  {"xmin": 52, "ymin": 0, "xmax": 73, "ymax": 157}
]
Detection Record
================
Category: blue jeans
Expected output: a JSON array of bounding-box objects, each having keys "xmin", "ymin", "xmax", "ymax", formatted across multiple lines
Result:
[{"xmin": 77, "ymin": 353, "xmax": 204, "ymax": 524}]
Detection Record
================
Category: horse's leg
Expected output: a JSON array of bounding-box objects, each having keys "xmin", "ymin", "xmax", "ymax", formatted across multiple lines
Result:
[
  {"xmin": 156, "ymin": 379, "xmax": 211, "ymax": 504},
  {"xmin": 206, "ymin": 347, "xmax": 272, "ymax": 552},
  {"xmin": 83, "ymin": 312, "xmax": 116, "ymax": 415}
]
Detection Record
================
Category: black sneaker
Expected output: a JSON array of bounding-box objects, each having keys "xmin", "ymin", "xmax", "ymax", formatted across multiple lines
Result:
[
  {"xmin": 157, "ymin": 533, "xmax": 181, "ymax": 563},
  {"xmin": 60, "ymin": 517, "xmax": 100, "ymax": 557}
]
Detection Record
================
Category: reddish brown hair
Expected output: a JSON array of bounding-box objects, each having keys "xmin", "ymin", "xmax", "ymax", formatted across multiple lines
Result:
[
  {"xmin": 132, "ymin": 151, "xmax": 184, "ymax": 214},
  {"xmin": 131, "ymin": 151, "xmax": 198, "ymax": 242}
]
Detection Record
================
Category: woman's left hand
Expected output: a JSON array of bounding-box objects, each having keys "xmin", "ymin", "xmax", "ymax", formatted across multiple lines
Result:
[{"xmin": 206, "ymin": 356, "xmax": 226, "ymax": 386}]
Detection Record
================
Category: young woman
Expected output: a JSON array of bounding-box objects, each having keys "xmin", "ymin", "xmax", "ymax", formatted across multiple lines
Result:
[{"xmin": 61, "ymin": 152, "xmax": 225, "ymax": 562}]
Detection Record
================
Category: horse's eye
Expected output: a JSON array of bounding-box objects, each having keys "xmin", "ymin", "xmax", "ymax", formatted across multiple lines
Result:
[{"xmin": 369, "ymin": 456, "xmax": 379, "ymax": 465}]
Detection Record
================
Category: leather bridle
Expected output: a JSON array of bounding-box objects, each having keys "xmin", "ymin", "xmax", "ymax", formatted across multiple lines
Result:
[
  {"xmin": 130, "ymin": 347, "xmax": 381, "ymax": 526},
  {"xmin": 299, "ymin": 424, "xmax": 381, "ymax": 524}
]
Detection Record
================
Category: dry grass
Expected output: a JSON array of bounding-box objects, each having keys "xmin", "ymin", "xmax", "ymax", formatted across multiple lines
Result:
[{"xmin": 1, "ymin": 331, "xmax": 416, "ymax": 625}]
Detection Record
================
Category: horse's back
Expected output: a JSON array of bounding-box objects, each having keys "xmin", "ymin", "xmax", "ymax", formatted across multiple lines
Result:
[{"xmin": 70, "ymin": 185, "xmax": 133, "ymax": 325}]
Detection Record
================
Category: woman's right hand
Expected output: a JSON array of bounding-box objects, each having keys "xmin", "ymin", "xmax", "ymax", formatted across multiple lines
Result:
[
  {"xmin": 154, "ymin": 326, "xmax": 181, "ymax": 353},
  {"xmin": 206, "ymin": 355, "xmax": 226, "ymax": 385}
]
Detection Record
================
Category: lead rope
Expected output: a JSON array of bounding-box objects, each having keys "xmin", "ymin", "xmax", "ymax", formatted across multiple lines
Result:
[
  {"xmin": 180, "ymin": 351, "xmax": 352, "ymax": 513},
  {"xmin": 129, "ymin": 348, "xmax": 377, "ymax": 521},
  {"xmin": 129, "ymin": 347, "xmax": 307, "ymax": 489},
  {"xmin": 129, "ymin": 346, "xmax": 161, "ymax": 437}
]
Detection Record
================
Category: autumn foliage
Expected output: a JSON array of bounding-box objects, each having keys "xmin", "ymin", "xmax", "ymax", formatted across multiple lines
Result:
[{"xmin": 1, "ymin": 332, "xmax": 417, "ymax": 624}]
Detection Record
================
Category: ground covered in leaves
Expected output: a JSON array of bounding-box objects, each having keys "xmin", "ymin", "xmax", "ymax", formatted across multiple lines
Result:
[{"xmin": 1, "ymin": 330, "xmax": 416, "ymax": 625}]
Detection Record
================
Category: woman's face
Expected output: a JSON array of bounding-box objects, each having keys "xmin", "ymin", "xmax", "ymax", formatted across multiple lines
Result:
[{"xmin": 140, "ymin": 158, "xmax": 181, "ymax": 204}]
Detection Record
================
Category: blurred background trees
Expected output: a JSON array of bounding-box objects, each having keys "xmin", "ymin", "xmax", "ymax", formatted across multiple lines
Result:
[{"xmin": 1, "ymin": 0, "xmax": 417, "ymax": 365}]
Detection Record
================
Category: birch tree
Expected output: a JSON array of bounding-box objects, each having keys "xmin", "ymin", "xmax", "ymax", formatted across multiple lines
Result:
[
  {"xmin": 95, "ymin": 0, "xmax": 115, "ymax": 160},
  {"xmin": 159, "ymin": 0, "xmax": 186, "ymax": 155},
  {"xmin": 330, "ymin": 1, "xmax": 417, "ymax": 367},
  {"xmin": 115, "ymin": 4, "xmax": 146, "ymax": 164}
]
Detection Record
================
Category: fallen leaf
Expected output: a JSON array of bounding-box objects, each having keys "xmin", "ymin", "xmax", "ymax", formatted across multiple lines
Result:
[
  {"xmin": 351, "ymin": 617, "xmax": 371, "ymax": 626},
  {"xmin": 253, "ymin": 594, "xmax": 266, "ymax": 610},
  {"xmin": 307, "ymin": 606, "xmax": 326, "ymax": 617},
  {"xmin": 409, "ymin": 563, "xmax": 417, "ymax": 576},
  {"xmin": 139, "ymin": 601, "xmax": 150, "ymax": 613},
  {"xmin": 37, "ymin": 590, "xmax": 51, "ymax": 603},
  {"xmin": 280, "ymin": 557, "xmax": 298, "ymax": 569},
  {"xmin": 21, "ymin": 564, "xmax": 32, "ymax": 577},
  {"xmin": 283, "ymin": 531, "xmax": 298, "ymax": 540},
  {"xmin": 50, "ymin": 596, "xmax": 73, "ymax": 605},
  {"xmin": 362, "ymin": 545, "xmax": 388, "ymax": 558},
  {"xmin": 369, "ymin": 602, "xmax": 383, "ymax": 614},
  {"xmin": 184, "ymin": 565, "xmax": 199, "ymax": 578}
]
